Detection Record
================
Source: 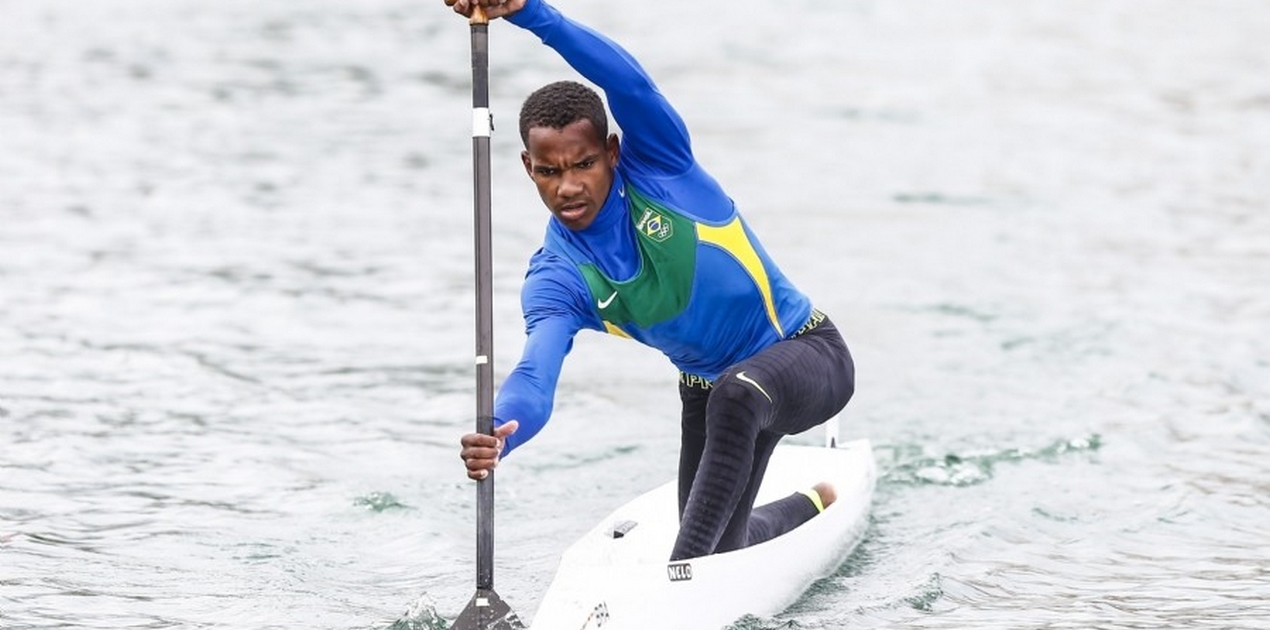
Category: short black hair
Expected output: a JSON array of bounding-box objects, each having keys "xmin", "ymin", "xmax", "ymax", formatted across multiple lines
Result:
[{"xmin": 518, "ymin": 80, "xmax": 608, "ymax": 147}]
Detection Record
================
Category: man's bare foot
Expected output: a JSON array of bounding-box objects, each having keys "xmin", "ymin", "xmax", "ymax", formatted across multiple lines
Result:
[{"xmin": 813, "ymin": 482, "xmax": 836, "ymax": 511}]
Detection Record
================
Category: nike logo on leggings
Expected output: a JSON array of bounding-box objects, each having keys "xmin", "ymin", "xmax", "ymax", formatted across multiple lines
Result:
[{"xmin": 735, "ymin": 371, "xmax": 773, "ymax": 403}]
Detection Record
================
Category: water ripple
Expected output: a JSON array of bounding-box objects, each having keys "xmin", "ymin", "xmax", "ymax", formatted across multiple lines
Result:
[{"xmin": 878, "ymin": 434, "xmax": 1102, "ymax": 487}]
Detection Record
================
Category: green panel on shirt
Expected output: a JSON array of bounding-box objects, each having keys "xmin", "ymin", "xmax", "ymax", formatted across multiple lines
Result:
[{"xmin": 577, "ymin": 186, "xmax": 698, "ymax": 329}]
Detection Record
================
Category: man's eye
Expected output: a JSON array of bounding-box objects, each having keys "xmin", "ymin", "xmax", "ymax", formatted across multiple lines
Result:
[{"xmin": 576, "ymin": 159, "xmax": 596, "ymax": 170}]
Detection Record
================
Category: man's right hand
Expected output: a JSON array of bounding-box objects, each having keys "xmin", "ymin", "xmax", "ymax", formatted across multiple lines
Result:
[
  {"xmin": 445, "ymin": 0, "xmax": 527, "ymax": 21},
  {"xmin": 459, "ymin": 420, "xmax": 519, "ymax": 480}
]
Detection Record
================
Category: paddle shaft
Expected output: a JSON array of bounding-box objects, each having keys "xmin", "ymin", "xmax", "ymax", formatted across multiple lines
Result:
[
  {"xmin": 467, "ymin": 8, "xmax": 496, "ymax": 592},
  {"xmin": 444, "ymin": 8, "xmax": 526, "ymax": 628}
]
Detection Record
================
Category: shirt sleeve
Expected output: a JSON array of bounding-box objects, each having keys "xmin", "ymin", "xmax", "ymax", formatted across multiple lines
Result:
[
  {"xmin": 492, "ymin": 249, "xmax": 599, "ymax": 455},
  {"xmin": 506, "ymin": 0, "xmax": 694, "ymax": 177}
]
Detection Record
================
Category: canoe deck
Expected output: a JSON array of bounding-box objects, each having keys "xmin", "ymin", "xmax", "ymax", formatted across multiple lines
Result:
[{"xmin": 529, "ymin": 439, "xmax": 876, "ymax": 630}]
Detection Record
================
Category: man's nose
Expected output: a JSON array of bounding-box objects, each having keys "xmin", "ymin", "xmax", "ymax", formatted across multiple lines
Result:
[{"xmin": 558, "ymin": 170, "xmax": 584, "ymax": 197}]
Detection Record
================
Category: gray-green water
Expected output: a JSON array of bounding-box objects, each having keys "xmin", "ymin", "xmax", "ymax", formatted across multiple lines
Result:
[{"xmin": 2, "ymin": 0, "xmax": 1268, "ymax": 628}]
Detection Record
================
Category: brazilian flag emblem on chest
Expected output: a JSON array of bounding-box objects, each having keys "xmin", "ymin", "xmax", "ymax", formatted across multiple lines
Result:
[{"xmin": 637, "ymin": 207, "xmax": 674, "ymax": 243}]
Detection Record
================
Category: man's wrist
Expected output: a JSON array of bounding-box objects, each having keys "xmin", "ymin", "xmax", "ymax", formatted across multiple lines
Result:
[{"xmin": 505, "ymin": 0, "xmax": 546, "ymax": 29}]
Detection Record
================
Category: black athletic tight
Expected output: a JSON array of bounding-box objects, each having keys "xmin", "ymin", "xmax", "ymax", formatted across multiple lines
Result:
[{"xmin": 670, "ymin": 313, "xmax": 855, "ymax": 561}]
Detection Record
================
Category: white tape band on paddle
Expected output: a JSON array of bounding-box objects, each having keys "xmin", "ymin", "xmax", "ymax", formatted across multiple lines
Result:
[
  {"xmin": 475, "ymin": 355, "xmax": 489, "ymax": 365},
  {"xmin": 472, "ymin": 108, "xmax": 492, "ymax": 138}
]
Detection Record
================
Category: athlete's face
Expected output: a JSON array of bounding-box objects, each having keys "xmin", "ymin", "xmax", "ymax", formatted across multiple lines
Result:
[{"xmin": 521, "ymin": 119, "xmax": 619, "ymax": 231}]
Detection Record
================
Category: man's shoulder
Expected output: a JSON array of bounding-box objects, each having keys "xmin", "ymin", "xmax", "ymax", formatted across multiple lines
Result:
[
  {"xmin": 528, "ymin": 241, "xmax": 575, "ymax": 270},
  {"xmin": 618, "ymin": 162, "xmax": 735, "ymax": 224},
  {"xmin": 524, "ymin": 246, "xmax": 587, "ymax": 295},
  {"xmin": 521, "ymin": 246, "xmax": 604, "ymax": 332}
]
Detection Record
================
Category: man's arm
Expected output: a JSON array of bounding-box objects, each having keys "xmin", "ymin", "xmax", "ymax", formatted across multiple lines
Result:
[
  {"xmin": 491, "ymin": 253, "xmax": 597, "ymax": 455},
  {"xmin": 491, "ymin": 316, "xmax": 575, "ymax": 455},
  {"xmin": 460, "ymin": 263, "xmax": 588, "ymax": 479},
  {"xmin": 506, "ymin": 0, "xmax": 694, "ymax": 176}
]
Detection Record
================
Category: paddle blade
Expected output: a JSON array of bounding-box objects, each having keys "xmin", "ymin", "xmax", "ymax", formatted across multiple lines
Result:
[{"xmin": 450, "ymin": 589, "xmax": 524, "ymax": 630}]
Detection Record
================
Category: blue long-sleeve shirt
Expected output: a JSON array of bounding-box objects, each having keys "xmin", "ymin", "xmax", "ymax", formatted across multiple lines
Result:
[{"xmin": 495, "ymin": 0, "xmax": 812, "ymax": 454}]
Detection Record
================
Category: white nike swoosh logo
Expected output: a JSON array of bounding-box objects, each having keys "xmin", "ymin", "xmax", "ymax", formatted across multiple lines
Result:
[
  {"xmin": 598, "ymin": 291, "xmax": 618, "ymax": 309},
  {"xmin": 736, "ymin": 371, "xmax": 773, "ymax": 403}
]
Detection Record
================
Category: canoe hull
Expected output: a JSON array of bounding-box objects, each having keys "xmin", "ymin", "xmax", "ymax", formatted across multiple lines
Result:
[{"xmin": 529, "ymin": 439, "xmax": 876, "ymax": 630}]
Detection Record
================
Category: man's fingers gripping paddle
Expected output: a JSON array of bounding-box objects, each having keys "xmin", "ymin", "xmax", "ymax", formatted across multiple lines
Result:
[
  {"xmin": 461, "ymin": 420, "xmax": 519, "ymax": 480},
  {"xmin": 444, "ymin": 0, "xmax": 526, "ymax": 21}
]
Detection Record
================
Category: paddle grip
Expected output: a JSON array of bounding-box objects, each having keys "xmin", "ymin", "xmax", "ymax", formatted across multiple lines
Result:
[{"xmin": 444, "ymin": 0, "xmax": 490, "ymax": 25}]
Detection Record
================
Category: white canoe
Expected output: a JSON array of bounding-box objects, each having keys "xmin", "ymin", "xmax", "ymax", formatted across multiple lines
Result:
[{"xmin": 529, "ymin": 438, "xmax": 876, "ymax": 630}]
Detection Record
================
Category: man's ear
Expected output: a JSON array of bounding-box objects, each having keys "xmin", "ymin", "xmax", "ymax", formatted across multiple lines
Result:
[
  {"xmin": 607, "ymin": 134, "xmax": 620, "ymax": 165},
  {"xmin": 521, "ymin": 150, "xmax": 533, "ymax": 177}
]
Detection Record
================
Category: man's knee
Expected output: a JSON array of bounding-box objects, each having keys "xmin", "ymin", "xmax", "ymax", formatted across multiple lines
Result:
[
  {"xmin": 707, "ymin": 371, "xmax": 773, "ymax": 430},
  {"xmin": 840, "ymin": 364, "xmax": 855, "ymax": 405}
]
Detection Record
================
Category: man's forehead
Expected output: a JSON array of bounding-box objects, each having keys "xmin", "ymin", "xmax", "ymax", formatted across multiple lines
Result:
[
  {"xmin": 527, "ymin": 119, "xmax": 600, "ymax": 140},
  {"xmin": 526, "ymin": 120, "xmax": 605, "ymax": 157}
]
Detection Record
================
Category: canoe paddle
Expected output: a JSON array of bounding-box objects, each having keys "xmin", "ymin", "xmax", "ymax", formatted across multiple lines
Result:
[{"xmin": 445, "ymin": 2, "xmax": 525, "ymax": 629}]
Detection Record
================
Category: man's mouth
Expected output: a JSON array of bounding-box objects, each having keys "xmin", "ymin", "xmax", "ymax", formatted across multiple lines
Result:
[{"xmin": 558, "ymin": 202, "xmax": 588, "ymax": 222}]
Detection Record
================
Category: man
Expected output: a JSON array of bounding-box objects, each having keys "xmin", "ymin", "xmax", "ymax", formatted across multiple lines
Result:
[{"xmin": 451, "ymin": 0, "xmax": 855, "ymax": 561}]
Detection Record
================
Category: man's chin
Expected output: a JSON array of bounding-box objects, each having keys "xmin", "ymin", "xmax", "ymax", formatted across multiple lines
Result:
[{"xmin": 557, "ymin": 218, "xmax": 590, "ymax": 231}]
